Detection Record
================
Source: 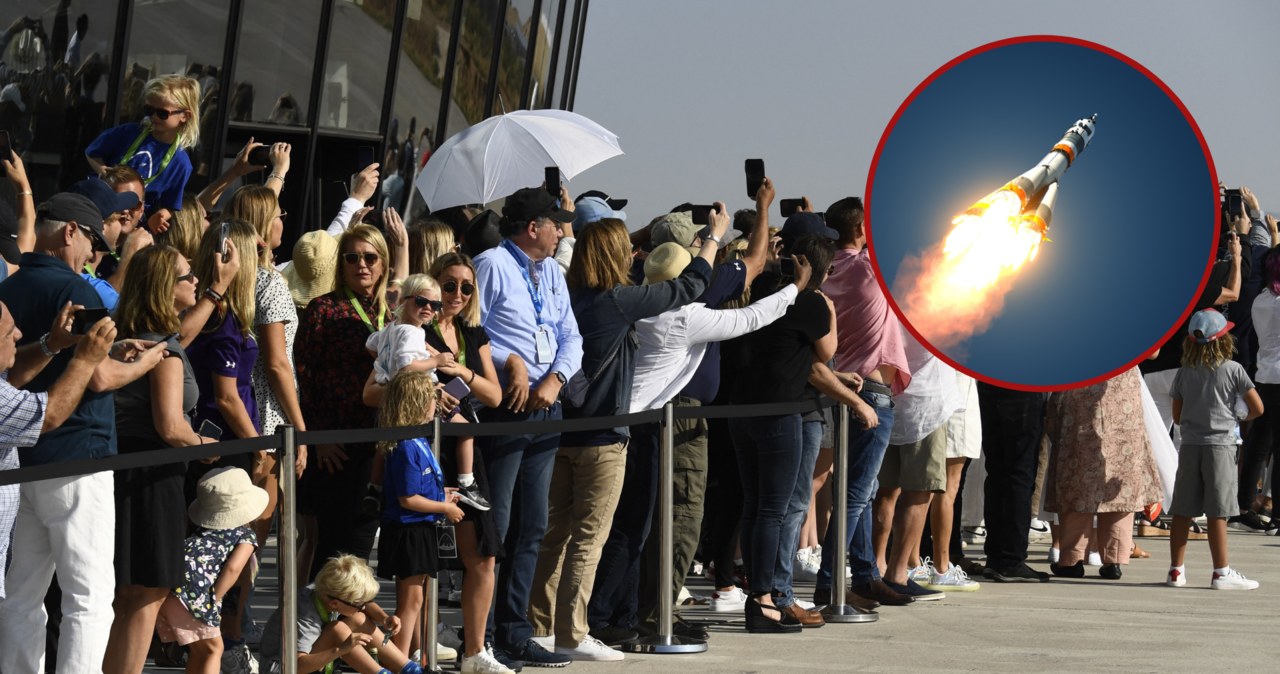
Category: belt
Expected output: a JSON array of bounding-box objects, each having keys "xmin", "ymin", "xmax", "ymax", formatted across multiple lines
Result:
[{"xmin": 862, "ymin": 379, "xmax": 893, "ymax": 396}]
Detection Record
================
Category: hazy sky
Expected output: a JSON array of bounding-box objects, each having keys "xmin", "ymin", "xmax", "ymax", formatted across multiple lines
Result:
[{"xmin": 572, "ymin": 0, "xmax": 1280, "ymax": 226}]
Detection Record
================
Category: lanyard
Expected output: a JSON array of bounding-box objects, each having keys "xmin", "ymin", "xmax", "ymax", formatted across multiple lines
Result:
[
  {"xmin": 501, "ymin": 239, "xmax": 544, "ymax": 326},
  {"xmin": 118, "ymin": 127, "xmax": 179, "ymax": 187},
  {"xmin": 431, "ymin": 320, "xmax": 467, "ymax": 368},
  {"xmin": 311, "ymin": 593, "xmax": 338, "ymax": 674},
  {"xmin": 344, "ymin": 287, "xmax": 384, "ymax": 333}
]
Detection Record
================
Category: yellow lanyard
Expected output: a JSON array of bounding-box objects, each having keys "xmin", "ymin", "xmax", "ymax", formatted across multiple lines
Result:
[
  {"xmin": 431, "ymin": 320, "xmax": 466, "ymax": 368},
  {"xmin": 344, "ymin": 287, "xmax": 384, "ymax": 333}
]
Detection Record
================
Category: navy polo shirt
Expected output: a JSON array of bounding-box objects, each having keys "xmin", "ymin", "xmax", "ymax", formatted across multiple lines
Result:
[{"xmin": 0, "ymin": 253, "xmax": 116, "ymax": 465}]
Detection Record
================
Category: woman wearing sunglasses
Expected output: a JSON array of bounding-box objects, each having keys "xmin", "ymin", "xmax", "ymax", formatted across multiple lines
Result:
[
  {"xmin": 86, "ymin": 75, "xmax": 201, "ymax": 233},
  {"xmin": 295, "ymin": 224, "xmax": 392, "ymax": 575}
]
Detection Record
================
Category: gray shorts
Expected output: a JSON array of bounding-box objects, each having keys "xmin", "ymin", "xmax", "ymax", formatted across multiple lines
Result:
[
  {"xmin": 879, "ymin": 425, "xmax": 947, "ymax": 493},
  {"xmin": 1169, "ymin": 444, "xmax": 1239, "ymax": 519}
]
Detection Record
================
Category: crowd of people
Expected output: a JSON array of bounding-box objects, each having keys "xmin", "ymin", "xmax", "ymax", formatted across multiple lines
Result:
[{"xmin": 0, "ymin": 71, "xmax": 1275, "ymax": 674}]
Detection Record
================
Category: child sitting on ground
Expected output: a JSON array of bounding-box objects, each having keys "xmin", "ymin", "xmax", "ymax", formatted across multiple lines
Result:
[
  {"xmin": 1168, "ymin": 308, "xmax": 1264, "ymax": 590},
  {"xmin": 363, "ymin": 274, "xmax": 490, "ymax": 512},
  {"xmin": 259, "ymin": 553, "xmax": 424, "ymax": 674},
  {"xmin": 155, "ymin": 467, "xmax": 267, "ymax": 674}
]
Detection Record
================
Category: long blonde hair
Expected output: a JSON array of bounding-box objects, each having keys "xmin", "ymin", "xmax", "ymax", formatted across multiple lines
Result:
[
  {"xmin": 142, "ymin": 75, "xmax": 201, "ymax": 149},
  {"xmin": 161, "ymin": 193, "xmax": 204, "ymax": 261},
  {"xmin": 1181, "ymin": 333, "xmax": 1237, "ymax": 370},
  {"xmin": 566, "ymin": 218, "xmax": 631, "ymax": 291},
  {"xmin": 194, "ymin": 218, "xmax": 258, "ymax": 337},
  {"xmin": 377, "ymin": 370, "xmax": 438, "ymax": 453},
  {"xmin": 334, "ymin": 225, "xmax": 391, "ymax": 321},
  {"xmin": 226, "ymin": 185, "xmax": 278, "ymax": 268},
  {"xmin": 408, "ymin": 218, "xmax": 456, "ymax": 275},
  {"xmin": 115, "ymin": 245, "xmax": 183, "ymax": 338}
]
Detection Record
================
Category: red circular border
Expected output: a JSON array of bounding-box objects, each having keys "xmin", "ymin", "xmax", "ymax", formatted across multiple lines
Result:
[{"xmin": 865, "ymin": 34, "xmax": 1220, "ymax": 393}]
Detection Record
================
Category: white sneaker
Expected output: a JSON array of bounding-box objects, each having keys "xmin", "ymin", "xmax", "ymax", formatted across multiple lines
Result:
[
  {"xmin": 461, "ymin": 648, "xmax": 517, "ymax": 674},
  {"xmin": 1211, "ymin": 568, "xmax": 1260, "ymax": 590},
  {"xmin": 794, "ymin": 549, "xmax": 821, "ymax": 582},
  {"xmin": 1086, "ymin": 550, "xmax": 1102, "ymax": 566},
  {"xmin": 1166, "ymin": 567, "xmax": 1186, "ymax": 587},
  {"xmin": 710, "ymin": 586, "xmax": 748, "ymax": 612},
  {"xmin": 221, "ymin": 642, "xmax": 259, "ymax": 674},
  {"xmin": 924, "ymin": 562, "xmax": 981, "ymax": 592},
  {"xmin": 794, "ymin": 598, "xmax": 816, "ymax": 610},
  {"xmin": 1047, "ymin": 547, "xmax": 1060, "ymax": 564},
  {"xmin": 436, "ymin": 641, "xmax": 459, "ymax": 661},
  {"xmin": 555, "ymin": 635, "xmax": 624, "ymax": 662},
  {"xmin": 908, "ymin": 557, "xmax": 935, "ymax": 583},
  {"xmin": 1028, "ymin": 518, "xmax": 1052, "ymax": 542}
]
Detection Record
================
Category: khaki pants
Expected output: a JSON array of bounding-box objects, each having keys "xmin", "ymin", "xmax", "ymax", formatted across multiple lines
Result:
[
  {"xmin": 1058, "ymin": 511, "xmax": 1134, "ymax": 566},
  {"xmin": 529, "ymin": 442, "xmax": 628, "ymax": 647}
]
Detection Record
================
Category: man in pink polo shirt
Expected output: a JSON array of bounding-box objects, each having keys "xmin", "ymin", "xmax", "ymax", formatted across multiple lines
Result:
[{"xmin": 813, "ymin": 197, "xmax": 915, "ymax": 608}]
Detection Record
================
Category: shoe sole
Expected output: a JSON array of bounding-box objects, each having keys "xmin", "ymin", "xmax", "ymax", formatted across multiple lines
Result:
[
  {"xmin": 985, "ymin": 573, "xmax": 1047, "ymax": 583},
  {"xmin": 458, "ymin": 495, "xmax": 492, "ymax": 511},
  {"xmin": 923, "ymin": 582, "xmax": 979, "ymax": 592}
]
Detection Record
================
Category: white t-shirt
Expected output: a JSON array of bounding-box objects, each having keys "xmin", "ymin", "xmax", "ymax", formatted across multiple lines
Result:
[
  {"xmin": 366, "ymin": 323, "xmax": 437, "ymax": 384},
  {"xmin": 1252, "ymin": 290, "xmax": 1280, "ymax": 384},
  {"xmin": 888, "ymin": 326, "xmax": 961, "ymax": 446}
]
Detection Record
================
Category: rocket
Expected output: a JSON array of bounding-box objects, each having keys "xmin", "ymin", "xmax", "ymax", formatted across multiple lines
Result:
[{"xmin": 963, "ymin": 114, "xmax": 1098, "ymax": 241}]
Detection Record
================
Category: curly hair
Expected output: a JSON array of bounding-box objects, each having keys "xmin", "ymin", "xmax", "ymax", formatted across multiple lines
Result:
[
  {"xmin": 376, "ymin": 369, "xmax": 438, "ymax": 453},
  {"xmin": 1181, "ymin": 333, "xmax": 1237, "ymax": 370}
]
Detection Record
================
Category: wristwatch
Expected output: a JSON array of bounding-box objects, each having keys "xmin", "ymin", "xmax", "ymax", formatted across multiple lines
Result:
[
  {"xmin": 552, "ymin": 371, "xmax": 567, "ymax": 386},
  {"xmin": 706, "ymin": 234, "xmax": 723, "ymax": 245},
  {"xmin": 39, "ymin": 333, "xmax": 61, "ymax": 357}
]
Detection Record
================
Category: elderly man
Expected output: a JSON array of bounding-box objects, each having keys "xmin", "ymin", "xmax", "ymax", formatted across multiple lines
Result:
[{"xmin": 0, "ymin": 191, "xmax": 166, "ymax": 672}]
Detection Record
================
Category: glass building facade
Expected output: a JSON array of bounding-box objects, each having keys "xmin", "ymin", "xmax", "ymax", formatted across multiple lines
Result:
[{"xmin": 1, "ymin": 0, "xmax": 589, "ymax": 251}]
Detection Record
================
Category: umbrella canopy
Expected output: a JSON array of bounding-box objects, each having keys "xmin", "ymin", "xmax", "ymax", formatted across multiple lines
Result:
[{"xmin": 415, "ymin": 109, "xmax": 623, "ymax": 211}]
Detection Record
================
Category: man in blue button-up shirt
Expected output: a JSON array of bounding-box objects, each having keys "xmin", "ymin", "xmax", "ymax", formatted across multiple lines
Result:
[{"xmin": 474, "ymin": 187, "xmax": 582, "ymax": 667}]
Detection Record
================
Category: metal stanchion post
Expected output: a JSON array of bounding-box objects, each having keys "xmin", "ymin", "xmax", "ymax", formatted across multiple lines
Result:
[
  {"xmin": 821, "ymin": 405, "xmax": 878, "ymax": 623},
  {"xmin": 625, "ymin": 402, "xmax": 707, "ymax": 653},
  {"xmin": 279, "ymin": 424, "xmax": 299, "ymax": 674},
  {"xmin": 425, "ymin": 415, "xmax": 443, "ymax": 672}
]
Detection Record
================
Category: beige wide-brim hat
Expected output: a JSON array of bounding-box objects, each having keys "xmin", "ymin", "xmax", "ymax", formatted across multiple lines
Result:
[
  {"xmin": 282, "ymin": 230, "xmax": 339, "ymax": 309},
  {"xmin": 188, "ymin": 467, "xmax": 270, "ymax": 530},
  {"xmin": 643, "ymin": 242, "xmax": 693, "ymax": 285}
]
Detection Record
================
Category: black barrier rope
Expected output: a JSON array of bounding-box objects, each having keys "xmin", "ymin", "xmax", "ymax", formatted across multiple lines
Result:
[{"xmin": 0, "ymin": 399, "xmax": 827, "ymax": 486}]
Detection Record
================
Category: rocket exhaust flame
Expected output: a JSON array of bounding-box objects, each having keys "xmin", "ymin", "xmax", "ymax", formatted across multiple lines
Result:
[{"xmin": 892, "ymin": 115, "xmax": 1096, "ymax": 349}]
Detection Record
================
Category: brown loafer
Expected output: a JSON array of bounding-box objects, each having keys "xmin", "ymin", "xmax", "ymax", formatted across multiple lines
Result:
[
  {"xmin": 841, "ymin": 588, "xmax": 881, "ymax": 611},
  {"xmin": 853, "ymin": 580, "xmax": 914, "ymax": 606},
  {"xmin": 781, "ymin": 603, "xmax": 826, "ymax": 628}
]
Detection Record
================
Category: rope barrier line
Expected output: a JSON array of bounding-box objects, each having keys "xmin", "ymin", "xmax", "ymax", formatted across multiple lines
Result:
[{"xmin": 0, "ymin": 400, "xmax": 829, "ymax": 486}]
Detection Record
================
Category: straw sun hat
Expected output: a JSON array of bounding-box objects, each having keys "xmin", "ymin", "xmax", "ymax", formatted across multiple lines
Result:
[
  {"xmin": 188, "ymin": 467, "xmax": 270, "ymax": 530},
  {"xmin": 281, "ymin": 230, "xmax": 339, "ymax": 308},
  {"xmin": 643, "ymin": 242, "xmax": 693, "ymax": 285}
]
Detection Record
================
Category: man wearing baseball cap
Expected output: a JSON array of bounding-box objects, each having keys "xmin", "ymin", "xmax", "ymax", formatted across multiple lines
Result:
[{"xmin": 66, "ymin": 178, "xmax": 142, "ymax": 311}]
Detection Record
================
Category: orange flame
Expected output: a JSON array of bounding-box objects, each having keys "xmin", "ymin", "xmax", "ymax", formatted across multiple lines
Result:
[{"xmin": 893, "ymin": 188, "xmax": 1045, "ymax": 349}]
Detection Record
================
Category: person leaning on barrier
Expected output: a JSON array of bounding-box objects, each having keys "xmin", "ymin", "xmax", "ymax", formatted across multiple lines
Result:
[
  {"xmin": 0, "ymin": 191, "xmax": 168, "ymax": 672},
  {"xmin": 472, "ymin": 186, "xmax": 583, "ymax": 668}
]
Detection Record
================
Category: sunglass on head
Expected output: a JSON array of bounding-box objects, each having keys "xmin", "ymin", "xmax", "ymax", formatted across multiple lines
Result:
[
  {"xmin": 441, "ymin": 281, "xmax": 474, "ymax": 296},
  {"xmin": 342, "ymin": 252, "xmax": 380, "ymax": 266},
  {"xmin": 176, "ymin": 271, "xmax": 197, "ymax": 284},
  {"xmin": 142, "ymin": 104, "xmax": 187, "ymax": 121},
  {"xmin": 412, "ymin": 296, "xmax": 444, "ymax": 312}
]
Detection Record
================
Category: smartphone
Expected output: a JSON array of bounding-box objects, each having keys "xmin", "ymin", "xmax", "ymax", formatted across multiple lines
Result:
[
  {"xmin": 0, "ymin": 131, "xmax": 10, "ymax": 175},
  {"xmin": 779, "ymin": 257, "xmax": 796, "ymax": 278},
  {"xmin": 217, "ymin": 221, "xmax": 231, "ymax": 262},
  {"xmin": 247, "ymin": 145, "xmax": 271, "ymax": 167},
  {"xmin": 1224, "ymin": 189, "xmax": 1244, "ymax": 219},
  {"xmin": 545, "ymin": 166, "xmax": 561, "ymax": 198},
  {"xmin": 780, "ymin": 198, "xmax": 804, "ymax": 218},
  {"xmin": 745, "ymin": 158, "xmax": 765, "ymax": 199},
  {"xmin": 198, "ymin": 419, "xmax": 223, "ymax": 441},
  {"xmin": 71, "ymin": 307, "xmax": 110, "ymax": 335},
  {"xmin": 161, "ymin": 332, "xmax": 181, "ymax": 356},
  {"xmin": 689, "ymin": 204, "xmax": 719, "ymax": 226},
  {"xmin": 356, "ymin": 145, "xmax": 376, "ymax": 172},
  {"xmin": 442, "ymin": 377, "xmax": 471, "ymax": 417}
]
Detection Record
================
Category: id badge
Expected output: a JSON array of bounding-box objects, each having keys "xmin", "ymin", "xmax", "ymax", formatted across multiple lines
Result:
[
  {"xmin": 435, "ymin": 522, "xmax": 458, "ymax": 559},
  {"xmin": 534, "ymin": 327, "xmax": 553, "ymax": 364}
]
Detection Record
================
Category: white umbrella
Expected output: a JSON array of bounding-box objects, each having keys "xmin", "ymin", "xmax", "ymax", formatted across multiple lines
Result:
[{"xmin": 415, "ymin": 109, "xmax": 624, "ymax": 211}]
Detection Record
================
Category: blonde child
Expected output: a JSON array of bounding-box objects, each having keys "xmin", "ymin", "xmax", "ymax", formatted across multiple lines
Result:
[
  {"xmin": 260, "ymin": 553, "xmax": 423, "ymax": 674},
  {"xmin": 155, "ymin": 468, "xmax": 266, "ymax": 673},
  {"xmin": 376, "ymin": 370, "xmax": 476, "ymax": 665},
  {"xmin": 1169, "ymin": 308, "xmax": 1264, "ymax": 590},
  {"xmin": 86, "ymin": 74, "xmax": 200, "ymax": 232}
]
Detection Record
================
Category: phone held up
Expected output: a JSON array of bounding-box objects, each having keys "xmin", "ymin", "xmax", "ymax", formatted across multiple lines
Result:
[
  {"xmin": 0, "ymin": 130, "xmax": 12, "ymax": 175},
  {"xmin": 71, "ymin": 307, "xmax": 110, "ymax": 335},
  {"xmin": 247, "ymin": 144, "xmax": 272, "ymax": 167},
  {"xmin": 689, "ymin": 204, "xmax": 720, "ymax": 227},
  {"xmin": 780, "ymin": 198, "xmax": 805, "ymax": 218},
  {"xmin": 217, "ymin": 221, "xmax": 231, "ymax": 263},
  {"xmin": 545, "ymin": 166, "xmax": 561, "ymax": 198},
  {"xmin": 745, "ymin": 158, "xmax": 765, "ymax": 199}
]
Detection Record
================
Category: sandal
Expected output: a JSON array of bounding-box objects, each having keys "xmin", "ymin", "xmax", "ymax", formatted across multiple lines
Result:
[
  {"xmin": 1130, "ymin": 543, "xmax": 1150, "ymax": 559},
  {"xmin": 1186, "ymin": 521, "xmax": 1209, "ymax": 541},
  {"xmin": 1135, "ymin": 518, "xmax": 1170, "ymax": 537}
]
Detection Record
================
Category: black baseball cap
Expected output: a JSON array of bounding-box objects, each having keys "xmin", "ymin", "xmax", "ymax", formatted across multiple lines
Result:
[
  {"xmin": 503, "ymin": 187, "xmax": 575, "ymax": 225},
  {"xmin": 36, "ymin": 192, "xmax": 114, "ymax": 253},
  {"xmin": 577, "ymin": 189, "xmax": 627, "ymax": 211}
]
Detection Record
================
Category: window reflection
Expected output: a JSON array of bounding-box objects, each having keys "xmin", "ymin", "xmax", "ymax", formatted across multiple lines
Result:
[
  {"xmin": 232, "ymin": 0, "xmax": 322, "ymax": 127},
  {"xmin": 319, "ymin": 0, "xmax": 394, "ymax": 132},
  {"xmin": 527, "ymin": 0, "xmax": 556, "ymax": 109},
  {"xmin": 548, "ymin": 0, "xmax": 576, "ymax": 109},
  {"xmin": 451, "ymin": 0, "xmax": 499, "ymax": 131},
  {"xmin": 495, "ymin": 0, "xmax": 533, "ymax": 112},
  {"xmin": 387, "ymin": 0, "xmax": 454, "ymax": 217}
]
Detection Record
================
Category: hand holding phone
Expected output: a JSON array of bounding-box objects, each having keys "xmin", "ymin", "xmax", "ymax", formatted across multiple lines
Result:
[
  {"xmin": 198, "ymin": 419, "xmax": 223, "ymax": 441},
  {"xmin": 442, "ymin": 377, "xmax": 471, "ymax": 417},
  {"xmin": 745, "ymin": 159, "xmax": 765, "ymax": 199},
  {"xmin": 71, "ymin": 307, "xmax": 110, "ymax": 336},
  {"xmin": 0, "ymin": 131, "xmax": 11, "ymax": 176},
  {"xmin": 689, "ymin": 204, "xmax": 720, "ymax": 226},
  {"xmin": 545, "ymin": 166, "xmax": 561, "ymax": 199},
  {"xmin": 217, "ymin": 221, "xmax": 231, "ymax": 263},
  {"xmin": 780, "ymin": 198, "xmax": 805, "ymax": 218},
  {"xmin": 247, "ymin": 145, "xmax": 272, "ymax": 167}
]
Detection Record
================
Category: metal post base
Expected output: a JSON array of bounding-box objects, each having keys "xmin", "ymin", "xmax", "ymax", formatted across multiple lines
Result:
[
  {"xmin": 821, "ymin": 604, "xmax": 880, "ymax": 623},
  {"xmin": 620, "ymin": 635, "xmax": 708, "ymax": 654}
]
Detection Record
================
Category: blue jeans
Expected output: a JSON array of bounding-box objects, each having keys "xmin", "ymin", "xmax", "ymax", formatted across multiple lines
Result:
[
  {"xmin": 772, "ymin": 418, "xmax": 824, "ymax": 608},
  {"xmin": 818, "ymin": 391, "xmax": 895, "ymax": 589},
  {"xmin": 731, "ymin": 414, "xmax": 804, "ymax": 597},
  {"xmin": 481, "ymin": 402, "xmax": 563, "ymax": 649}
]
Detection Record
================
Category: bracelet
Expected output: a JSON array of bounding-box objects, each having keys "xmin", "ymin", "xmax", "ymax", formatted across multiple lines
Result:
[
  {"xmin": 202, "ymin": 287, "xmax": 225, "ymax": 304},
  {"xmin": 467, "ymin": 368, "xmax": 476, "ymax": 385},
  {"xmin": 268, "ymin": 172, "xmax": 285, "ymax": 183},
  {"xmin": 17, "ymin": 190, "xmax": 33, "ymax": 198},
  {"xmin": 38, "ymin": 333, "xmax": 60, "ymax": 357}
]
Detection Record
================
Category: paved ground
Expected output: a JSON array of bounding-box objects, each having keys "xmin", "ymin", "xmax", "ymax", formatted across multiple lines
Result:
[{"xmin": 143, "ymin": 527, "xmax": 1277, "ymax": 673}]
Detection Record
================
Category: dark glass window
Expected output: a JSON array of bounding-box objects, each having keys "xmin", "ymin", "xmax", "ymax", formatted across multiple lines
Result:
[
  {"xmin": 548, "ymin": 0, "xmax": 576, "ymax": 108},
  {"xmin": 494, "ymin": 0, "xmax": 533, "ymax": 113},
  {"xmin": 231, "ymin": 0, "xmax": 323, "ymax": 127},
  {"xmin": 318, "ymin": 0, "xmax": 395, "ymax": 133},
  {"xmin": 449, "ymin": 0, "xmax": 500, "ymax": 135},
  {"xmin": 527, "ymin": 0, "xmax": 557, "ymax": 109},
  {"xmin": 388, "ymin": 0, "xmax": 455, "ymax": 216}
]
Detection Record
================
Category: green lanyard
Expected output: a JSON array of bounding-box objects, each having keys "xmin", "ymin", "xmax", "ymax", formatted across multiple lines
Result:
[
  {"xmin": 119, "ymin": 127, "xmax": 179, "ymax": 187},
  {"xmin": 311, "ymin": 593, "xmax": 339, "ymax": 674},
  {"xmin": 431, "ymin": 319, "xmax": 466, "ymax": 368},
  {"xmin": 345, "ymin": 287, "xmax": 384, "ymax": 333}
]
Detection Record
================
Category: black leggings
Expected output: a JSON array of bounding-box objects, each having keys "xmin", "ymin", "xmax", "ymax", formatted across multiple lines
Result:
[
  {"xmin": 702, "ymin": 417, "xmax": 743, "ymax": 588},
  {"xmin": 1239, "ymin": 382, "xmax": 1280, "ymax": 510}
]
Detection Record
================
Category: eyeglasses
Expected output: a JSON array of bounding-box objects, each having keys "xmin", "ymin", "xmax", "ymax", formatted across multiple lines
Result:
[
  {"xmin": 342, "ymin": 252, "xmax": 380, "ymax": 266},
  {"xmin": 331, "ymin": 596, "xmax": 366, "ymax": 612},
  {"xmin": 441, "ymin": 281, "xmax": 474, "ymax": 296},
  {"xmin": 77, "ymin": 225, "xmax": 108, "ymax": 252},
  {"xmin": 142, "ymin": 104, "xmax": 187, "ymax": 121},
  {"xmin": 176, "ymin": 271, "xmax": 197, "ymax": 284},
  {"xmin": 276, "ymin": 210, "xmax": 288, "ymax": 221},
  {"xmin": 412, "ymin": 296, "xmax": 444, "ymax": 312}
]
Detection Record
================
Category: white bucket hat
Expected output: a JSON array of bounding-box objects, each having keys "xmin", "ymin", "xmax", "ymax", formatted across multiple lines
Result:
[{"xmin": 188, "ymin": 467, "xmax": 269, "ymax": 530}]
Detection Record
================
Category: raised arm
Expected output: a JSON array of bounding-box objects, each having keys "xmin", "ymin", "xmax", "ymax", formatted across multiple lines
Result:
[
  {"xmin": 2, "ymin": 149, "xmax": 35, "ymax": 275},
  {"xmin": 740, "ymin": 177, "xmax": 776, "ymax": 283}
]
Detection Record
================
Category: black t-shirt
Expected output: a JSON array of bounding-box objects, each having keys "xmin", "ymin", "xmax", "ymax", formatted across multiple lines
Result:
[
  {"xmin": 423, "ymin": 322, "xmax": 491, "ymax": 385},
  {"xmin": 679, "ymin": 260, "xmax": 748, "ymax": 403},
  {"xmin": 730, "ymin": 289, "xmax": 830, "ymax": 405}
]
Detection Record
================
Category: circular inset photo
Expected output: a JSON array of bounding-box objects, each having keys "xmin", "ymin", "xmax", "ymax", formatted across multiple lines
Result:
[{"xmin": 867, "ymin": 36, "xmax": 1218, "ymax": 391}]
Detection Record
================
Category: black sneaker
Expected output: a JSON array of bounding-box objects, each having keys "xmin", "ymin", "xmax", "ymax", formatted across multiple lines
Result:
[
  {"xmin": 589, "ymin": 625, "xmax": 638, "ymax": 647},
  {"xmin": 635, "ymin": 616, "xmax": 710, "ymax": 640},
  {"xmin": 984, "ymin": 562, "xmax": 1050, "ymax": 583},
  {"xmin": 503, "ymin": 638, "xmax": 571, "ymax": 668},
  {"xmin": 1050, "ymin": 561, "xmax": 1085, "ymax": 578},
  {"xmin": 883, "ymin": 578, "xmax": 944, "ymax": 601},
  {"xmin": 1228, "ymin": 511, "xmax": 1269, "ymax": 532},
  {"xmin": 457, "ymin": 483, "xmax": 493, "ymax": 511},
  {"xmin": 361, "ymin": 484, "xmax": 382, "ymax": 518}
]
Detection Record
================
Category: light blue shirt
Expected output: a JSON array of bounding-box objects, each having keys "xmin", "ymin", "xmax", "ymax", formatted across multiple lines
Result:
[
  {"xmin": 82, "ymin": 273, "xmax": 119, "ymax": 312},
  {"xmin": 475, "ymin": 239, "xmax": 583, "ymax": 388}
]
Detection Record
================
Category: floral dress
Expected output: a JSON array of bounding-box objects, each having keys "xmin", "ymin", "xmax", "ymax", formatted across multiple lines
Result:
[{"xmin": 173, "ymin": 526, "xmax": 257, "ymax": 626}]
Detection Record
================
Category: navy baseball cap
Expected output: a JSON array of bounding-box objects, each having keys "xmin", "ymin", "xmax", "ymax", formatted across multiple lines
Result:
[
  {"xmin": 503, "ymin": 187, "xmax": 575, "ymax": 226},
  {"xmin": 779, "ymin": 212, "xmax": 838, "ymax": 251},
  {"xmin": 68, "ymin": 178, "xmax": 141, "ymax": 220}
]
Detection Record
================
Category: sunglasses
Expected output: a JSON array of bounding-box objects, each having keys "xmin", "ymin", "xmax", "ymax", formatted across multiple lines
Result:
[
  {"xmin": 142, "ymin": 104, "xmax": 187, "ymax": 121},
  {"xmin": 412, "ymin": 296, "xmax": 444, "ymax": 312},
  {"xmin": 441, "ymin": 281, "xmax": 474, "ymax": 296},
  {"xmin": 77, "ymin": 225, "xmax": 109, "ymax": 252},
  {"xmin": 176, "ymin": 271, "xmax": 197, "ymax": 284},
  {"xmin": 277, "ymin": 210, "xmax": 288, "ymax": 221},
  {"xmin": 331, "ymin": 595, "xmax": 366, "ymax": 612},
  {"xmin": 342, "ymin": 252, "xmax": 380, "ymax": 266}
]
